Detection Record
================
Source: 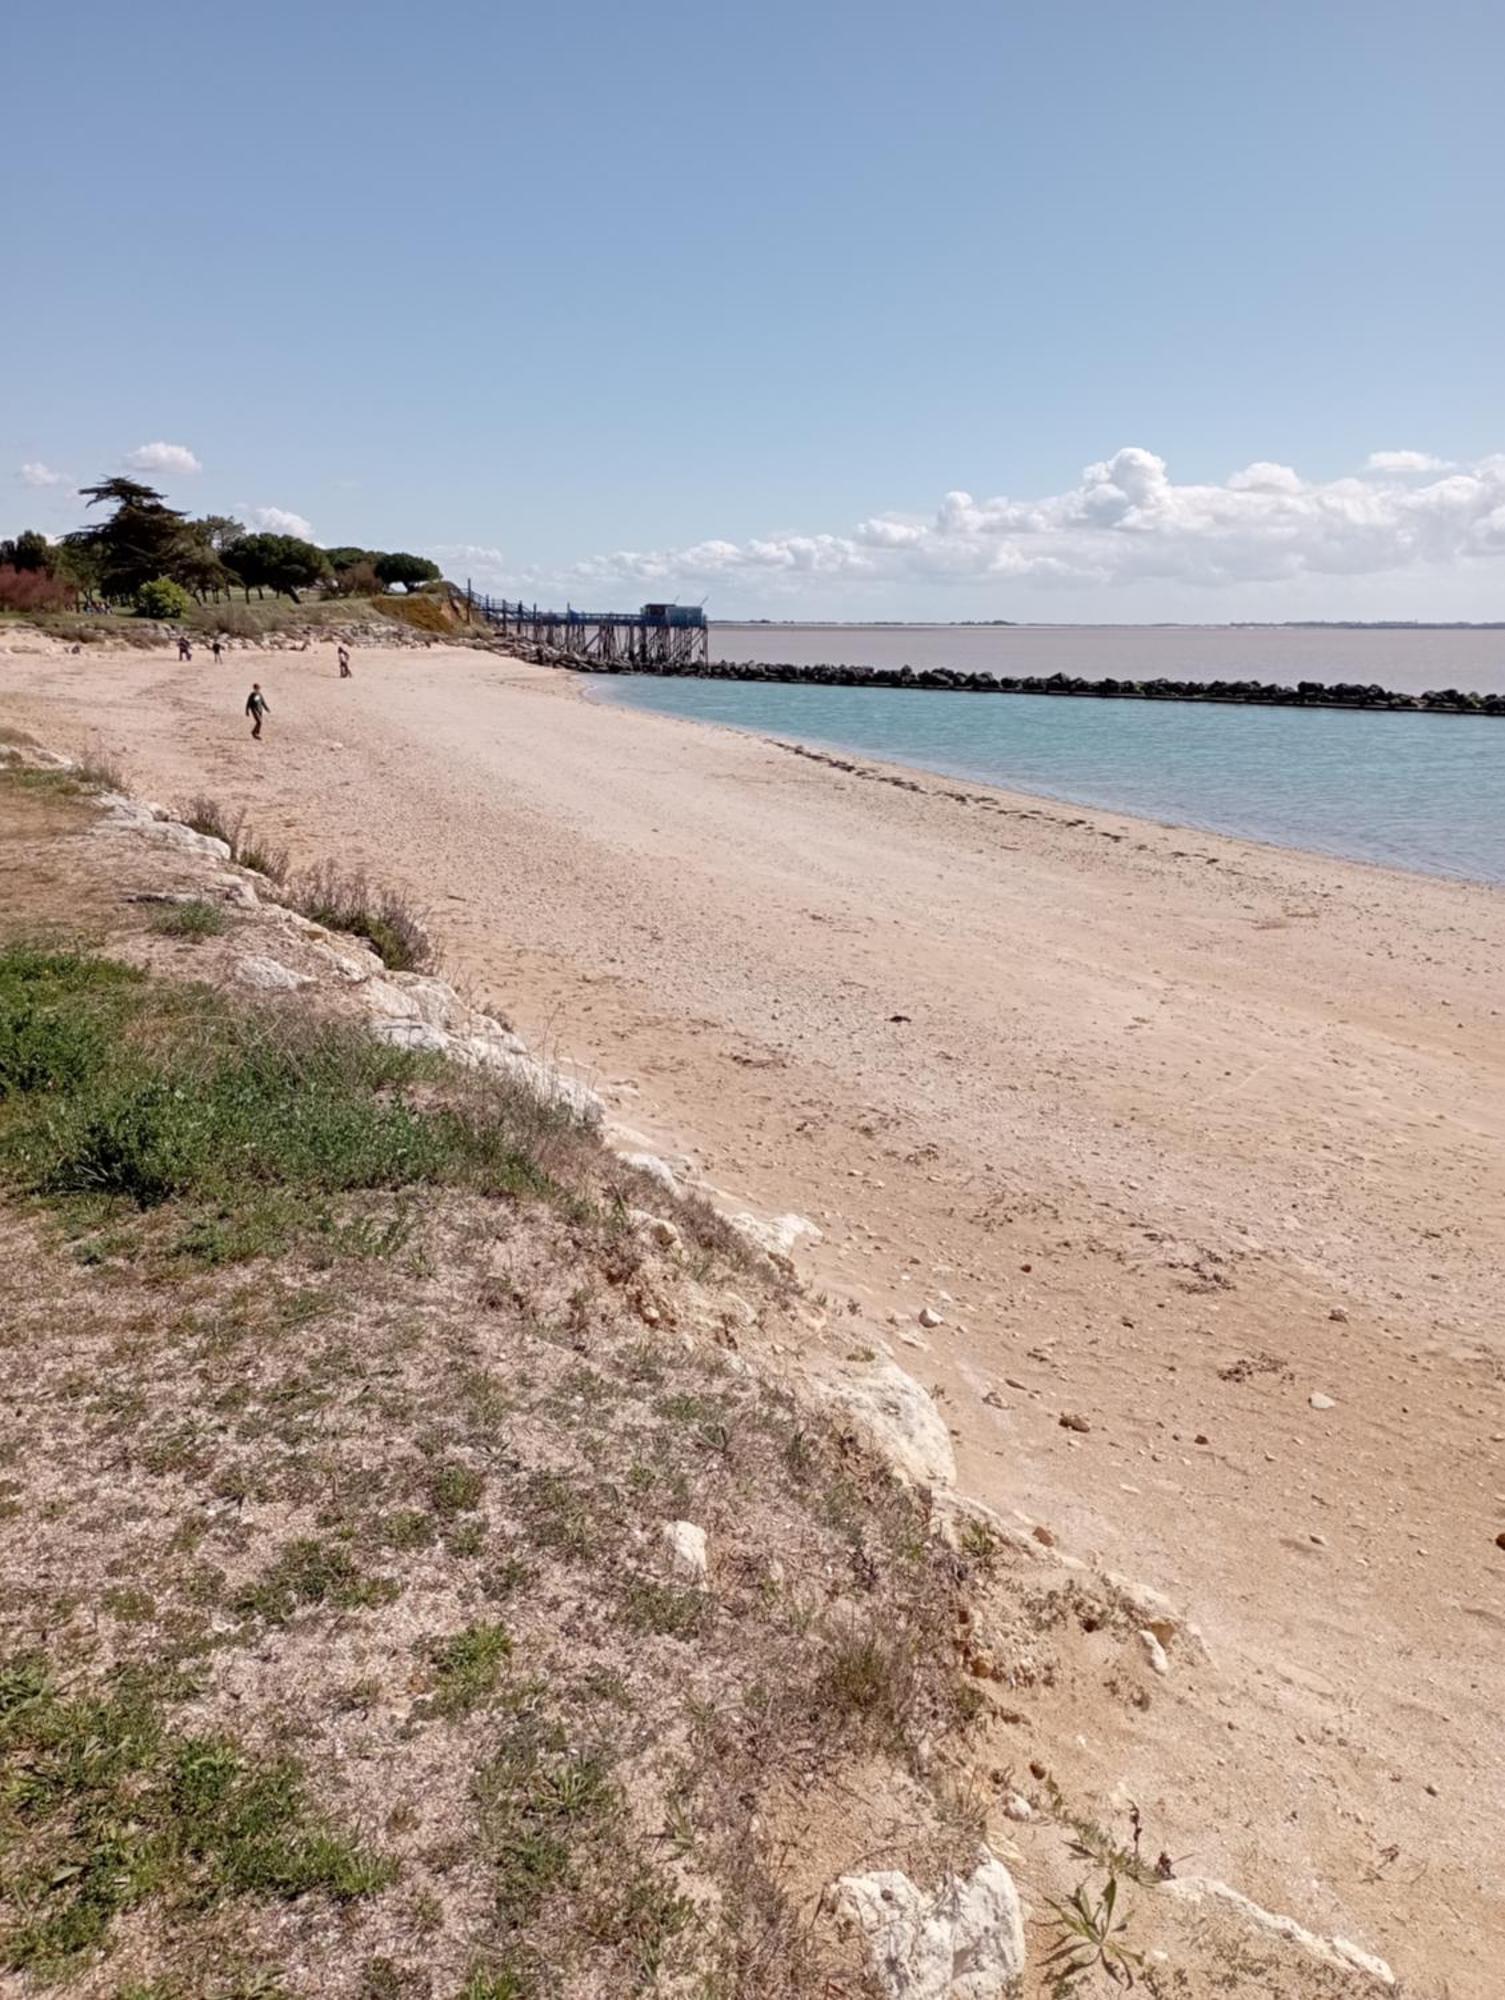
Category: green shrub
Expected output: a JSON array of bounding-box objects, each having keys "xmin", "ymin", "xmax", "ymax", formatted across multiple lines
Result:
[{"xmin": 135, "ymin": 578, "xmax": 193, "ymax": 621}]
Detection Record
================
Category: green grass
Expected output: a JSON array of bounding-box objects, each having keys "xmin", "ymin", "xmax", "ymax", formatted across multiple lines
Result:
[
  {"xmin": 424, "ymin": 1623, "xmax": 512, "ymax": 1717},
  {"xmin": 150, "ymin": 899, "xmax": 229, "ymax": 942},
  {"xmin": 231, "ymin": 1538, "xmax": 400, "ymax": 1625},
  {"xmin": 0, "ymin": 1657, "xmax": 392, "ymax": 1976},
  {"xmin": 0, "ymin": 945, "xmax": 574, "ymax": 1263}
]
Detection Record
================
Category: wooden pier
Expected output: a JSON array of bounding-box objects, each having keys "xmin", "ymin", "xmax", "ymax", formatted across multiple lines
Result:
[{"xmin": 463, "ymin": 587, "xmax": 708, "ymax": 668}]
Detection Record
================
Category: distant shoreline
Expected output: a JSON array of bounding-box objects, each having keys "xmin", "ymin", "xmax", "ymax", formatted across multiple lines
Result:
[{"xmin": 716, "ymin": 617, "xmax": 1505, "ymax": 631}]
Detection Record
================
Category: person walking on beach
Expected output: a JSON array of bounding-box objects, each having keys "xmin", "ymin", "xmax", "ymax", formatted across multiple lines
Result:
[
  {"xmin": 177, "ymin": 635, "xmax": 193, "ymax": 663},
  {"xmin": 337, "ymin": 643, "xmax": 351, "ymax": 678},
  {"xmin": 245, "ymin": 683, "xmax": 269, "ymax": 740},
  {"xmin": 211, "ymin": 637, "xmax": 223, "ymax": 667}
]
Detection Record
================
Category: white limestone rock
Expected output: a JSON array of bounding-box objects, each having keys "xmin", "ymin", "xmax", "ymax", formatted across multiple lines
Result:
[
  {"xmin": 235, "ymin": 954, "xmax": 312, "ymax": 992},
  {"xmin": 832, "ymin": 1850, "xmax": 1025, "ymax": 1998},
  {"xmin": 810, "ymin": 1357, "xmax": 956, "ymax": 1489},
  {"xmin": 660, "ymin": 1519, "xmax": 708, "ymax": 1582}
]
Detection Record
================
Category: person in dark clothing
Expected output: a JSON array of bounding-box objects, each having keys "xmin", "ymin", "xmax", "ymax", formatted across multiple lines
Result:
[
  {"xmin": 337, "ymin": 643, "xmax": 351, "ymax": 678},
  {"xmin": 245, "ymin": 683, "xmax": 269, "ymax": 739},
  {"xmin": 177, "ymin": 635, "xmax": 192, "ymax": 662},
  {"xmin": 211, "ymin": 637, "xmax": 223, "ymax": 666}
]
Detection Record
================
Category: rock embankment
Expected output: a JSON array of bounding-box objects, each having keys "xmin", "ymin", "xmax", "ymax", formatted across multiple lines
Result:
[{"xmin": 540, "ymin": 647, "xmax": 1505, "ymax": 716}]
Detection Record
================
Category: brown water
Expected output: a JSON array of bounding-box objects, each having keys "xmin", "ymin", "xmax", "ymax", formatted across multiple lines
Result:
[{"xmin": 713, "ymin": 622, "xmax": 1505, "ymax": 697}]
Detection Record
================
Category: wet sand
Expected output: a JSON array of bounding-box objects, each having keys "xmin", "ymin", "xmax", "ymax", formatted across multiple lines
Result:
[{"xmin": 5, "ymin": 634, "xmax": 1503, "ymax": 1993}]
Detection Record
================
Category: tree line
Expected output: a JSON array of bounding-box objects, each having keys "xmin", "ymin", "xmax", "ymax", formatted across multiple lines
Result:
[{"xmin": 0, "ymin": 477, "xmax": 441, "ymax": 616}]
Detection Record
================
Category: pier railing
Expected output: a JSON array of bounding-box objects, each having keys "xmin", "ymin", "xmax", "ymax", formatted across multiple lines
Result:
[{"xmin": 462, "ymin": 587, "xmax": 709, "ymax": 668}]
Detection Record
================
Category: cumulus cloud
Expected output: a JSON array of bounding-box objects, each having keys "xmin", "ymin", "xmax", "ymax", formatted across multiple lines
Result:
[
  {"xmin": 247, "ymin": 505, "xmax": 313, "ymax": 539},
  {"xmin": 1364, "ymin": 449, "xmax": 1451, "ymax": 475},
  {"xmin": 126, "ymin": 441, "xmax": 201, "ymax": 476},
  {"xmin": 563, "ymin": 447, "xmax": 1505, "ymax": 596},
  {"xmin": 18, "ymin": 461, "xmax": 63, "ymax": 488},
  {"xmin": 429, "ymin": 543, "xmax": 508, "ymax": 585}
]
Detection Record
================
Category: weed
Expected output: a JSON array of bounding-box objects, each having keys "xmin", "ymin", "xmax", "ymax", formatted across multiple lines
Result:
[
  {"xmin": 290, "ymin": 861, "xmax": 435, "ymax": 973},
  {"xmin": 424, "ymin": 1623, "xmax": 512, "ymax": 1717},
  {"xmin": 619, "ymin": 1577, "xmax": 711, "ymax": 1639},
  {"xmin": 178, "ymin": 797, "xmax": 289, "ymax": 882},
  {"xmin": 0, "ymin": 1657, "xmax": 391, "ymax": 1974},
  {"xmin": 429, "ymin": 1459, "xmax": 485, "ymax": 1514},
  {"xmin": 150, "ymin": 898, "xmax": 229, "ymax": 942},
  {"xmin": 1044, "ymin": 1871, "xmax": 1143, "ymax": 1990},
  {"xmin": 232, "ymin": 1538, "xmax": 399, "ymax": 1625},
  {"xmin": 808, "ymin": 1625, "xmax": 920, "ymax": 1747}
]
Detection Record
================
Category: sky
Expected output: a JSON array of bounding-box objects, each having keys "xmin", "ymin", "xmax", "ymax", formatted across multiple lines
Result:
[{"xmin": 4, "ymin": 0, "xmax": 1503, "ymax": 622}]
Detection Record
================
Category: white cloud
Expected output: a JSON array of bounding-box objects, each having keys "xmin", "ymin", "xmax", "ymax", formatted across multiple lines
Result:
[
  {"xmin": 563, "ymin": 446, "xmax": 1505, "ymax": 597},
  {"xmin": 126, "ymin": 441, "xmax": 201, "ymax": 476},
  {"xmin": 19, "ymin": 461, "xmax": 62, "ymax": 488},
  {"xmin": 247, "ymin": 505, "xmax": 314, "ymax": 539},
  {"xmin": 1364, "ymin": 449, "xmax": 1450, "ymax": 475},
  {"xmin": 429, "ymin": 543, "xmax": 508, "ymax": 585}
]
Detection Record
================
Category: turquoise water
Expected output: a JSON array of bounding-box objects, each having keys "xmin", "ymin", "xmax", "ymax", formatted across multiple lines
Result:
[{"xmin": 597, "ymin": 676, "xmax": 1504, "ymax": 883}]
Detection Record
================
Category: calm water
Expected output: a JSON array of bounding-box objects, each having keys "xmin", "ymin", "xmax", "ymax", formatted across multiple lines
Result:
[
  {"xmin": 598, "ymin": 672, "xmax": 1504, "ymax": 884},
  {"xmin": 714, "ymin": 622, "xmax": 1505, "ymax": 698}
]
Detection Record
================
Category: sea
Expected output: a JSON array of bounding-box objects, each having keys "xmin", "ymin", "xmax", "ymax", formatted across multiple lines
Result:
[{"xmin": 594, "ymin": 624, "xmax": 1505, "ymax": 884}]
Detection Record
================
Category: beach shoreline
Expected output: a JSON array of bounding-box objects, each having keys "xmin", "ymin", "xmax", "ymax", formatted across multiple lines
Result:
[
  {"xmin": 584, "ymin": 670, "xmax": 1505, "ymax": 886},
  {"xmin": 4, "ymin": 633, "xmax": 1503, "ymax": 1993}
]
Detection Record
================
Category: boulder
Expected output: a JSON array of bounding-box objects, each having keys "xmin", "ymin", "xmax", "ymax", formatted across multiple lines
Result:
[
  {"xmin": 810, "ymin": 1357, "xmax": 956, "ymax": 1489},
  {"xmin": 832, "ymin": 1850, "xmax": 1026, "ymax": 1997}
]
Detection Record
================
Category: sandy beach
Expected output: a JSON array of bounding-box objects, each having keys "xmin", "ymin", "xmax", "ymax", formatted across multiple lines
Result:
[{"xmin": 5, "ymin": 633, "xmax": 1502, "ymax": 1993}]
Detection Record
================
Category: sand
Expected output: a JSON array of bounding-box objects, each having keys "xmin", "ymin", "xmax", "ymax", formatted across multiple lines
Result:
[{"xmin": 5, "ymin": 634, "xmax": 1502, "ymax": 1993}]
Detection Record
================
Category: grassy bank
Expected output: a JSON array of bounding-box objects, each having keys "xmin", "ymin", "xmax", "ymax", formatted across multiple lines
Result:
[{"xmin": 0, "ymin": 756, "xmax": 983, "ymax": 1999}]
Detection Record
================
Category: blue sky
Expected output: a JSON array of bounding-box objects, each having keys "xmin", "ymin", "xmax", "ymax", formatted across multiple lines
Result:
[{"xmin": 5, "ymin": 0, "xmax": 1503, "ymax": 619}]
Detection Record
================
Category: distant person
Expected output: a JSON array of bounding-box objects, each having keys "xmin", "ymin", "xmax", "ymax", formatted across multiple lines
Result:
[
  {"xmin": 337, "ymin": 643, "xmax": 351, "ymax": 678},
  {"xmin": 245, "ymin": 683, "xmax": 269, "ymax": 740},
  {"xmin": 177, "ymin": 635, "xmax": 192, "ymax": 662},
  {"xmin": 211, "ymin": 637, "xmax": 223, "ymax": 666}
]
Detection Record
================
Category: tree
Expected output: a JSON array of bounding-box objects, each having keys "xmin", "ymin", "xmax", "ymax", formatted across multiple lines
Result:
[
  {"xmin": 374, "ymin": 551, "xmax": 441, "ymax": 591},
  {"xmin": 0, "ymin": 529, "xmax": 54, "ymax": 573},
  {"xmin": 136, "ymin": 577, "xmax": 194, "ymax": 620},
  {"xmin": 333, "ymin": 558, "xmax": 382, "ymax": 598},
  {"xmin": 66, "ymin": 477, "xmax": 189, "ymax": 601},
  {"xmin": 177, "ymin": 517, "xmax": 246, "ymax": 600},
  {"xmin": 225, "ymin": 532, "xmax": 330, "ymax": 603},
  {"xmin": 323, "ymin": 545, "xmax": 375, "ymax": 573}
]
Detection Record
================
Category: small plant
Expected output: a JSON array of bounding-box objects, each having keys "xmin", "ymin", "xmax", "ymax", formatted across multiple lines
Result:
[
  {"xmin": 424, "ymin": 1623, "xmax": 512, "ymax": 1717},
  {"xmin": 178, "ymin": 796, "xmax": 289, "ymax": 881},
  {"xmin": 136, "ymin": 577, "xmax": 193, "ymax": 621},
  {"xmin": 291, "ymin": 862, "xmax": 434, "ymax": 973},
  {"xmin": 1044, "ymin": 1872, "xmax": 1143, "ymax": 1989},
  {"xmin": 150, "ymin": 899, "xmax": 228, "ymax": 942}
]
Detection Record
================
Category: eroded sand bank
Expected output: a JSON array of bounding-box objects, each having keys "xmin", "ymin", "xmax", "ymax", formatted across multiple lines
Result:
[{"xmin": 6, "ymin": 635, "xmax": 1502, "ymax": 1993}]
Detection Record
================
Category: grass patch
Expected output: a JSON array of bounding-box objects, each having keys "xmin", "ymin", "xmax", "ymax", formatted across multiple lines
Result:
[
  {"xmin": 150, "ymin": 899, "xmax": 229, "ymax": 942},
  {"xmin": 0, "ymin": 946, "xmax": 573, "ymax": 1262},
  {"xmin": 473, "ymin": 1706, "xmax": 695, "ymax": 1978},
  {"xmin": 423, "ymin": 1623, "xmax": 512, "ymax": 1718},
  {"xmin": 231, "ymin": 1537, "xmax": 400, "ymax": 1625},
  {"xmin": 291, "ymin": 861, "xmax": 435, "ymax": 973},
  {"xmin": 0, "ymin": 1656, "xmax": 391, "ymax": 1976}
]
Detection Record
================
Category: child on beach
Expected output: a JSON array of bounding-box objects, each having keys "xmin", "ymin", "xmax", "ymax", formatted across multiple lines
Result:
[
  {"xmin": 245, "ymin": 683, "xmax": 269, "ymax": 739},
  {"xmin": 337, "ymin": 644, "xmax": 351, "ymax": 678},
  {"xmin": 211, "ymin": 638, "xmax": 223, "ymax": 666},
  {"xmin": 177, "ymin": 636, "xmax": 192, "ymax": 662}
]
